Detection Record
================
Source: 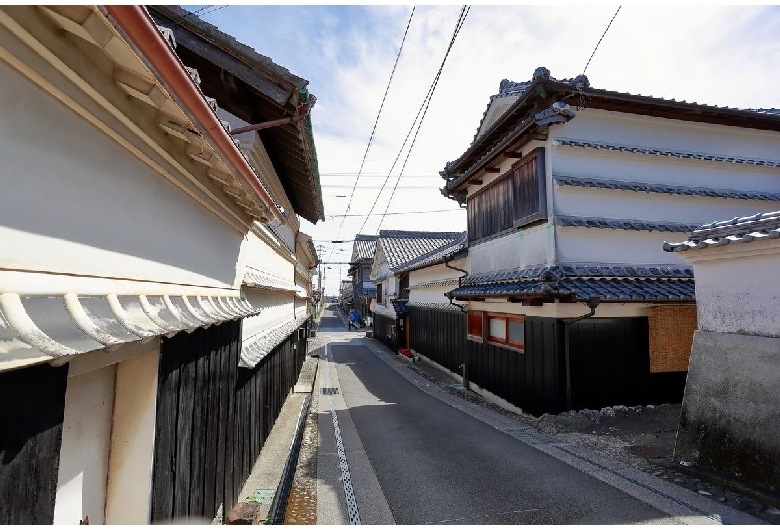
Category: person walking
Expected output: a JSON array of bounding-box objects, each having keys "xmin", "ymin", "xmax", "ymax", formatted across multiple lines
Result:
[{"xmin": 347, "ymin": 309, "xmax": 360, "ymax": 331}]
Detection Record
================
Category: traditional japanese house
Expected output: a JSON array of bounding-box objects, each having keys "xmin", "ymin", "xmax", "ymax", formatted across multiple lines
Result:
[
  {"xmin": 369, "ymin": 230, "xmax": 464, "ymax": 352},
  {"xmin": 438, "ymin": 67, "xmax": 780, "ymax": 416},
  {"xmin": 0, "ymin": 5, "xmax": 322, "ymax": 524},
  {"xmin": 347, "ymin": 234, "xmax": 378, "ymax": 319},
  {"xmin": 665, "ymin": 211, "xmax": 780, "ymax": 492}
]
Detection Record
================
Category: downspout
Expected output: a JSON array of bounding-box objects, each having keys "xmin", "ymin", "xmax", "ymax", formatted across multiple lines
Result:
[
  {"xmin": 562, "ymin": 296, "xmax": 600, "ymax": 411},
  {"xmin": 444, "ymin": 255, "xmax": 469, "ymax": 389},
  {"xmin": 104, "ymin": 5, "xmax": 286, "ymax": 225}
]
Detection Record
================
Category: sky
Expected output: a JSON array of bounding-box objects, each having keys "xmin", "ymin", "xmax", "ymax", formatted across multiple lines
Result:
[{"xmin": 186, "ymin": 3, "xmax": 780, "ymax": 295}]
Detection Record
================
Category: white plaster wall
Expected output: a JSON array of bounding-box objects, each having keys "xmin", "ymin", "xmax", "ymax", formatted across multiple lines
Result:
[
  {"xmin": 470, "ymin": 224, "xmax": 552, "ymax": 275},
  {"xmin": 239, "ymin": 231, "xmax": 295, "ymax": 281},
  {"xmin": 104, "ymin": 348, "xmax": 159, "ymax": 524},
  {"xmin": 467, "ymin": 300, "xmax": 651, "ymax": 319},
  {"xmin": 241, "ymin": 288, "xmax": 295, "ymax": 340},
  {"xmin": 0, "ymin": 61, "xmax": 244, "ymax": 289},
  {"xmin": 683, "ymin": 244, "xmax": 780, "ymax": 337},
  {"xmin": 559, "ymin": 108, "xmax": 780, "ymax": 160},
  {"xmin": 556, "ymin": 227, "xmax": 690, "ymax": 267},
  {"xmin": 408, "ymin": 260, "xmax": 467, "ymax": 305},
  {"xmin": 554, "ymin": 186, "xmax": 778, "ymax": 227},
  {"xmin": 54, "ymin": 364, "xmax": 116, "ymax": 525}
]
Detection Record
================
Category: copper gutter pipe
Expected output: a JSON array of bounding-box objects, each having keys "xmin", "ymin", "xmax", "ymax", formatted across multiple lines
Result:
[{"xmin": 104, "ymin": 5, "xmax": 286, "ymax": 225}]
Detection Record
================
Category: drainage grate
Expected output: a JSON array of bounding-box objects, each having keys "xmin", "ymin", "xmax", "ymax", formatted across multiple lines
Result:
[
  {"xmin": 502, "ymin": 427, "xmax": 559, "ymax": 445},
  {"xmin": 321, "ymin": 387, "xmax": 340, "ymax": 395}
]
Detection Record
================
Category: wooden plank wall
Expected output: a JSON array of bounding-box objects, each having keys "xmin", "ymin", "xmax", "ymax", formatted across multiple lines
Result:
[
  {"xmin": 409, "ymin": 307, "xmax": 467, "ymax": 375},
  {"xmin": 567, "ymin": 317, "xmax": 687, "ymax": 410},
  {"xmin": 468, "ymin": 317, "xmax": 566, "ymax": 416},
  {"xmin": 0, "ymin": 362, "xmax": 69, "ymax": 524},
  {"xmin": 151, "ymin": 319, "xmax": 307, "ymax": 523},
  {"xmin": 373, "ymin": 314, "xmax": 397, "ymax": 352}
]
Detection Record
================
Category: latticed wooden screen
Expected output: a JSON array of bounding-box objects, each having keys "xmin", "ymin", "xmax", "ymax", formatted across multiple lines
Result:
[{"xmin": 648, "ymin": 305, "xmax": 698, "ymax": 373}]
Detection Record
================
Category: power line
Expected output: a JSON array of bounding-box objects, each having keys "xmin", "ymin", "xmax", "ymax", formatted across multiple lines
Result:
[
  {"xmin": 376, "ymin": 5, "xmax": 469, "ymax": 233},
  {"xmin": 333, "ymin": 6, "xmax": 416, "ymax": 243},
  {"xmin": 356, "ymin": 5, "xmax": 470, "ymax": 237},
  {"xmin": 330, "ymin": 208, "xmax": 463, "ymax": 218},
  {"xmin": 582, "ymin": 6, "xmax": 621, "ymax": 75}
]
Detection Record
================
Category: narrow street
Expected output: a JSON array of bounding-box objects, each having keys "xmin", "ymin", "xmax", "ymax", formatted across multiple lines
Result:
[{"xmin": 309, "ymin": 307, "xmax": 725, "ymax": 525}]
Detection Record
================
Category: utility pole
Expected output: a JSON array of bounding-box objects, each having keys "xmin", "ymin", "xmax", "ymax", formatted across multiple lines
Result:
[{"xmin": 317, "ymin": 245, "xmax": 324, "ymax": 305}]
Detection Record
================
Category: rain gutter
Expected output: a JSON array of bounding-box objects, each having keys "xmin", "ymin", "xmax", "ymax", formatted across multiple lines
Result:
[{"xmin": 104, "ymin": 5, "xmax": 286, "ymax": 225}]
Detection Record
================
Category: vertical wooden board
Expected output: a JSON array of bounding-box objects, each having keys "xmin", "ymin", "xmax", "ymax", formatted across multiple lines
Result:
[
  {"xmin": 204, "ymin": 324, "xmax": 222, "ymax": 518},
  {"xmin": 172, "ymin": 331, "xmax": 197, "ymax": 518},
  {"xmin": 0, "ymin": 363, "xmax": 68, "ymax": 525},
  {"xmin": 230, "ymin": 324, "xmax": 244, "ymax": 507},
  {"xmin": 188, "ymin": 327, "xmax": 211, "ymax": 518},
  {"xmin": 152, "ymin": 334, "xmax": 182, "ymax": 522},
  {"xmin": 215, "ymin": 323, "xmax": 230, "ymax": 516},
  {"xmin": 223, "ymin": 322, "xmax": 238, "ymax": 512}
]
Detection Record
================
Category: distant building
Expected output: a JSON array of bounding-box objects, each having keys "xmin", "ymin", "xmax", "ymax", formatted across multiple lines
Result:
[
  {"xmin": 347, "ymin": 234, "xmax": 378, "ymax": 318},
  {"xmin": 369, "ymin": 230, "xmax": 464, "ymax": 352}
]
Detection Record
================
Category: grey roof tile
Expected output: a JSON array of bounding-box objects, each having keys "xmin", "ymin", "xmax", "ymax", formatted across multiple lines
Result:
[
  {"xmin": 664, "ymin": 210, "xmax": 780, "ymax": 252},
  {"xmin": 396, "ymin": 232, "xmax": 467, "ymax": 273},
  {"xmin": 451, "ymin": 276, "xmax": 694, "ymax": 302},
  {"xmin": 554, "ymin": 138, "xmax": 780, "ymax": 168},
  {"xmin": 351, "ymin": 234, "xmax": 378, "ymax": 263},
  {"xmin": 378, "ymin": 230, "xmax": 464, "ymax": 271},
  {"xmin": 555, "ymin": 175, "xmax": 780, "ymax": 202},
  {"xmin": 556, "ymin": 216, "xmax": 698, "ymax": 233}
]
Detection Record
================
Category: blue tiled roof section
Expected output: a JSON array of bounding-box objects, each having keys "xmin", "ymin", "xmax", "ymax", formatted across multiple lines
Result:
[
  {"xmin": 555, "ymin": 175, "xmax": 780, "ymax": 202},
  {"xmin": 379, "ymin": 230, "xmax": 464, "ymax": 271},
  {"xmin": 554, "ymin": 138, "xmax": 780, "ymax": 168},
  {"xmin": 664, "ymin": 210, "xmax": 780, "ymax": 253},
  {"xmin": 557, "ymin": 216, "xmax": 699, "ymax": 233},
  {"xmin": 391, "ymin": 299, "xmax": 410, "ymax": 316},
  {"xmin": 451, "ymin": 277, "xmax": 694, "ymax": 302}
]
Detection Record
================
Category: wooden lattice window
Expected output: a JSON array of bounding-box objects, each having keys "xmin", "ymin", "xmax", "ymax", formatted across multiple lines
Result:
[{"xmin": 467, "ymin": 148, "xmax": 547, "ymax": 243}]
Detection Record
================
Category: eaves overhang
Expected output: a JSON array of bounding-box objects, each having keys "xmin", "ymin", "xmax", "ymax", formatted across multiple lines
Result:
[{"xmin": 240, "ymin": 313, "xmax": 308, "ymax": 368}]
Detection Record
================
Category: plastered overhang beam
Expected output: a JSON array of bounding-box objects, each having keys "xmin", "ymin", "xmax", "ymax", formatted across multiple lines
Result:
[
  {"xmin": 104, "ymin": 5, "xmax": 286, "ymax": 225},
  {"xmin": 0, "ymin": 292, "xmax": 261, "ymax": 371}
]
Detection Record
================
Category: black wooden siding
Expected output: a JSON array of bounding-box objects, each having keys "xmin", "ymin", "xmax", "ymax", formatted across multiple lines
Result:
[
  {"xmin": 567, "ymin": 318, "xmax": 687, "ymax": 410},
  {"xmin": 0, "ymin": 363, "xmax": 69, "ymax": 524},
  {"xmin": 373, "ymin": 313, "xmax": 397, "ymax": 352},
  {"xmin": 407, "ymin": 309, "xmax": 686, "ymax": 417},
  {"xmin": 152, "ymin": 319, "xmax": 307, "ymax": 523}
]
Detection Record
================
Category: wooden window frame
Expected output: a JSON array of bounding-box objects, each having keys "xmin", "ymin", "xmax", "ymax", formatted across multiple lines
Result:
[
  {"xmin": 484, "ymin": 312, "xmax": 525, "ymax": 353},
  {"xmin": 467, "ymin": 310, "xmax": 485, "ymax": 342},
  {"xmin": 376, "ymin": 283, "xmax": 383, "ymax": 304}
]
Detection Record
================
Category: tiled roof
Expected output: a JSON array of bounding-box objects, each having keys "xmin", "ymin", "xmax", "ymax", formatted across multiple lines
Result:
[
  {"xmin": 391, "ymin": 299, "xmax": 410, "ymax": 316},
  {"xmin": 351, "ymin": 234, "xmax": 378, "ymax": 263},
  {"xmin": 451, "ymin": 277, "xmax": 693, "ymax": 302},
  {"xmin": 243, "ymin": 267, "xmax": 300, "ymax": 293},
  {"xmin": 240, "ymin": 314, "xmax": 308, "ymax": 368},
  {"xmin": 396, "ymin": 232, "xmax": 468, "ymax": 274},
  {"xmin": 451, "ymin": 263, "xmax": 694, "ymax": 303},
  {"xmin": 557, "ymin": 216, "xmax": 699, "ymax": 233},
  {"xmin": 378, "ymin": 230, "xmax": 464, "ymax": 271},
  {"xmin": 554, "ymin": 138, "xmax": 780, "ymax": 168},
  {"xmin": 555, "ymin": 175, "xmax": 780, "ymax": 202},
  {"xmin": 409, "ymin": 278, "xmax": 460, "ymax": 290},
  {"xmin": 463, "ymin": 264, "xmax": 693, "ymax": 285},
  {"xmin": 664, "ymin": 211, "xmax": 780, "ymax": 253},
  {"xmin": 407, "ymin": 301, "xmax": 467, "ymax": 312}
]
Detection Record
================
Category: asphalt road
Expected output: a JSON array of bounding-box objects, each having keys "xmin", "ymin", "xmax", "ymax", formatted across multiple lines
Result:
[{"xmin": 314, "ymin": 306, "xmax": 683, "ymax": 525}]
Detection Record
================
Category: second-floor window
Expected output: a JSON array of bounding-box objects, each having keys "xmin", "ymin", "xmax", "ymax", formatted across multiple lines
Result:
[
  {"xmin": 376, "ymin": 283, "xmax": 383, "ymax": 304},
  {"xmin": 467, "ymin": 147, "xmax": 546, "ymax": 243}
]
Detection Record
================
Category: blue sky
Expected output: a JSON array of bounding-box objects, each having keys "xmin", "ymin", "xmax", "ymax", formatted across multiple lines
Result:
[{"xmin": 186, "ymin": 4, "xmax": 780, "ymax": 295}]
